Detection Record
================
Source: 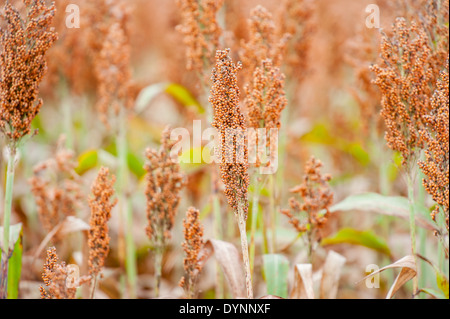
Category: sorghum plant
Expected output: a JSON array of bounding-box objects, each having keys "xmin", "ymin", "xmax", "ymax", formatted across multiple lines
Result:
[
  {"xmin": 210, "ymin": 49, "xmax": 252, "ymax": 298},
  {"xmin": 145, "ymin": 127, "xmax": 185, "ymax": 297},
  {"xmin": 87, "ymin": 167, "xmax": 117, "ymax": 298},
  {"xmin": 29, "ymin": 137, "xmax": 83, "ymax": 235},
  {"xmin": 176, "ymin": 0, "xmax": 224, "ymax": 88},
  {"xmin": 39, "ymin": 246, "xmax": 90, "ymax": 299},
  {"xmin": 179, "ymin": 207, "xmax": 205, "ymax": 299},
  {"xmin": 240, "ymin": 5, "xmax": 288, "ymax": 86},
  {"xmin": 281, "ymin": 156, "xmax": 333, "ymax": 262},
  {"xmin": 418, "ymin": 61, "xmax": 449, "ymax": 247},
  {"xmin": 0, "ymin": 0, "xmax": 57, "ymax": 299}
]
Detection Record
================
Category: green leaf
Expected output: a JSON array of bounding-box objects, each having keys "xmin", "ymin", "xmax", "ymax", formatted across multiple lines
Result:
[
  {"xmin": 135, "ymin": 82, "xmax": 205, "ymax": 115},
  {"xmin": 75, "ymin": 149, "xmax": 98, "ymax": 175},
  {"xmin": 419, "ymin": 288, "xmax": 448, "ymax": 299},
  {"xmin": 330, "ymin": 192, "xmax": 437, "ymax": 231},
  {"xmin": 417, "ymin": 254, "xmax": 449, "ymax": 298},
  {"xmin": 321, "ymin": 228, "xmax": 391, "ymax": 256},
  {"xmin": 178, "ymin": 146, "xmax": 211, "ymax": 174},
  {"xmin": 165, "ymin": 83, "xmax": 205, "ymax": 114},
  {"xmin": 0, "ymin": 223, "xmax": 23, "ymax": 299},
  {"xmin": 127, "ymin": 151, "xmax": 146, "ymax": 179},
  {"xmin": 262, "ymin": 254, "xmax": 289, "ymax": 298}
]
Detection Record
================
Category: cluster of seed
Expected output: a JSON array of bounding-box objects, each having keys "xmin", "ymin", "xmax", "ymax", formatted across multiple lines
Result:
[
  {"xmin": 371, "ymin": 18, "xmax": 435, "ymax": 168},
  {"xmin": 277, "ymin": 0, "xmax": 315, "ymax": 84},
  {"xmin": 39, "ymin": 247, "xmax": 89, "ymax": 299},
  {"xmin": 145, "ymin": 127, "xmax": 185, "ymax": 250},
  {"xmin": 345, "ymin": 26, "xmax": 382, "ymax": 136},
  {"xmin": 176, "ymin": 0, "xmax": 224, "ymax": 84},
  {"xmin": 43, "ymin": 0, "xmax": 93, "ymax": 97},
  {"xmin": 29, "ymin": 138, "xmax": 84, "ymax": 235},
  {"xmin": 210, "ymin": 49, "xmax": 250, "ymax": 219},
  {"xmin": 245, "ymin": 59, "xmax": 287, "ymax": 167},
  {"xmin": 95, "ymin": 21, "xmax": 134, "ymax": 127},
  {"xmin": 419, "ymin": 61, "xmax": 449, "ymax": 230},
  {"xmin": 281, "ymin": 157, "xmax": 333, "ymax": 239},
  {"xmin": 40, "ymin": 247, "xmax": 76, "ymax": 299},
  {"xmin": 240, "ymin": 5, "xmax": 289, "ymax": 84},
  {"xmin": 84, "ymin": 0, "xmax": 133, "ymax": 127},
  {"xmin": 179, "ymin": 207, "xmax": 205, "ymax": 299},
  {"xmin": 0, "ymin": 0, "xmax": 57, "ymax": 144},
  {"xmin": 88, "ymin": 167, "xmax": 117, "ymax": 278}
]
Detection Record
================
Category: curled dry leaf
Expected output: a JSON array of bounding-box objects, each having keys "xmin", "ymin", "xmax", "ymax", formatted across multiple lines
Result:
[
  {"xmin": 290, "ymin": 264, "xmax": 314, "ymax": 299},
  {"xmin": 358, "ymin": 255, "xmax": 417, "ymax": 299},
  {"xmin": 198, "ymin": 239, "xmax": 246, "ymax": 299},
  {"xmin": 33, "ymin": 217, "xmax": 90, "ymax": 260},
  {"xmin": 319, "ymin": 250, "xmax": 346, "ymax": 299}
]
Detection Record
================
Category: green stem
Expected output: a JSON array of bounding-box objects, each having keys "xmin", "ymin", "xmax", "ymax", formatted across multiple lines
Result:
[
  {"xmin": 116, "ymin": 108, "xmax": 137, "ymax": 298},
  {"xmin": 154, "ymin": 246, "xmax": 163, "ymax": 298},
  {"xmin": 212, "ymin": 192, "xmax": 224, "ymax": 299},
  {"xmin": 249, "ymin": 174, "xmax": 260, "ymax": 279},
  {"xmin": 0, "ymin": 145, "xmax": 16, "ymax": 299},
  {"xmin": 237, "ymin": 201, "xmax": 253, "ymax": 299},
  {"xmin": 406, "ymin": 173, "xmax": 419, "ymax": 297},
  {"xmin": 416, "ymin": 168, "xmax": 428, "ymax": 298},
  {"xmin": 269, "ymin": 174, "xmax": 277, "ymax": 254}
]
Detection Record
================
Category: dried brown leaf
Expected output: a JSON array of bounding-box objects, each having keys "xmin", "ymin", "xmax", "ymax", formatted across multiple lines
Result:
[
  {"xmin": 290, "ymin": 264, "xmax": 314, "ymax": 299},
  {"xmin": 199, "ymin": 239, "xmax": 246, "ymax": 299},
  {"xmin": 359, "ymin": 255, "xmax": 417, "ymax": 299},
  {"xmin": 319, "ymin": 250, "xmax": 346, "ymax": 299}
]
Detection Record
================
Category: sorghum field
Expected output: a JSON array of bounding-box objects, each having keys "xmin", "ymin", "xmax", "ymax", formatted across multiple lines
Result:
[{"xmin": 0, "ymin": 0, "xmax": 448, "ymax": 302}]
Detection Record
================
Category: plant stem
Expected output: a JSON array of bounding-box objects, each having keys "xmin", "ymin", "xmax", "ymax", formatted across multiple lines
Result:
[
  {"xmin": 416, "ymin": 168, "xmax": 428, "ymax": 298},
  {"xmin": 249, "ymin": 175, "xmax": 259, "ymax": 279},
  {"xmin": 154, "ymin": 246, "xmax": 163, "ymax": 298},
  {"xmin": 0, "ymin": 145, "xmax": 16, "ymax": 299},
  {"xmin": 406, "ymin": 173, "xmax": 419, "ymax": 297},
  {"xmin": 90, "ymin": 274, "xmax": 98, "ymax": 299},
  {"xmin": 212, "ymin": 191, "xmax": 224, "ymax": 298},
  {"xmin": 236, "ymin": 201, "xmax": 253, "ymax": 299},
  {"xmin": 116, "ymin": 108, "xmax": 137, "ymax": 298},
  {"xmin": 269, "ymin": 174, "xmax": 277, "ymax": 254}
]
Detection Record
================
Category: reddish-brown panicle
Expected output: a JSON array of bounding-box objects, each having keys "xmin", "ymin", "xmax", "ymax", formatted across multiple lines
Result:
[
  {"xmin": 144, "ymin": 127, "xmax": 185, "ymax": 249},
  {"xmin": 210, "ymin": 49, "xmax": 250, "ymax": 219},
  {"xmin": 0, "ymin": 0, "xmax": 58, "ymax": 144},
  {"xmin": 179, "ymin": 207, "xmax": 205, "ymax": 299},
  {"xmin": 88, "ymin": 167, "xmax": 117, "ymax": 278},
  {"xmin": 419, "ymin": 61, "xmax": 449, "ymax": 230}
]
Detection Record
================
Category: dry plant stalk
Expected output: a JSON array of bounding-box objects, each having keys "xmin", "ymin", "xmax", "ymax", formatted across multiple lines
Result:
[
  {"xmin": 0, "ymin": 0, "xmax": 58, "ymax": 145},
  {"xmin": 418, "ymin": 61, "xmax": 449, "ymax": 233},
  {"xmin": 29, "ymin": 137, "xmax": 83, "ymax": 235},
  {"xmin": 40, "ymin": 247, "xmax": 89, "ymax": 299},
  {"xmin": 179, "ymin": 207, "xmax": 205, "ymax": 299},
  {"xmin": 176, "ymin": 0, "xmax": 224, "ymax": 85},
  {"xmin": 281, "ymin": 156, "xmax": 333, "ymax": 261},
  {"xmin": 210, "ymin": 49, "xmax": 252, "ymax": 298},
  {"xmin": 145, "ymin": 127, "xmax": 185, "ymax": 297},
  {"xmin": 88, "ymin": 167, "xmax": 117, "ymax": 298}
]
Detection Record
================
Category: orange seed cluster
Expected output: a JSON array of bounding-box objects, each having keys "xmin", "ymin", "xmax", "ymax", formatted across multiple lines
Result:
[
  {"xmin": 210, "ymin": 49, "xmax": 250, "ymax": 219},
  {"xmin": 0, "ymin": 0, "xmax": 57, "ymax": 144}
]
